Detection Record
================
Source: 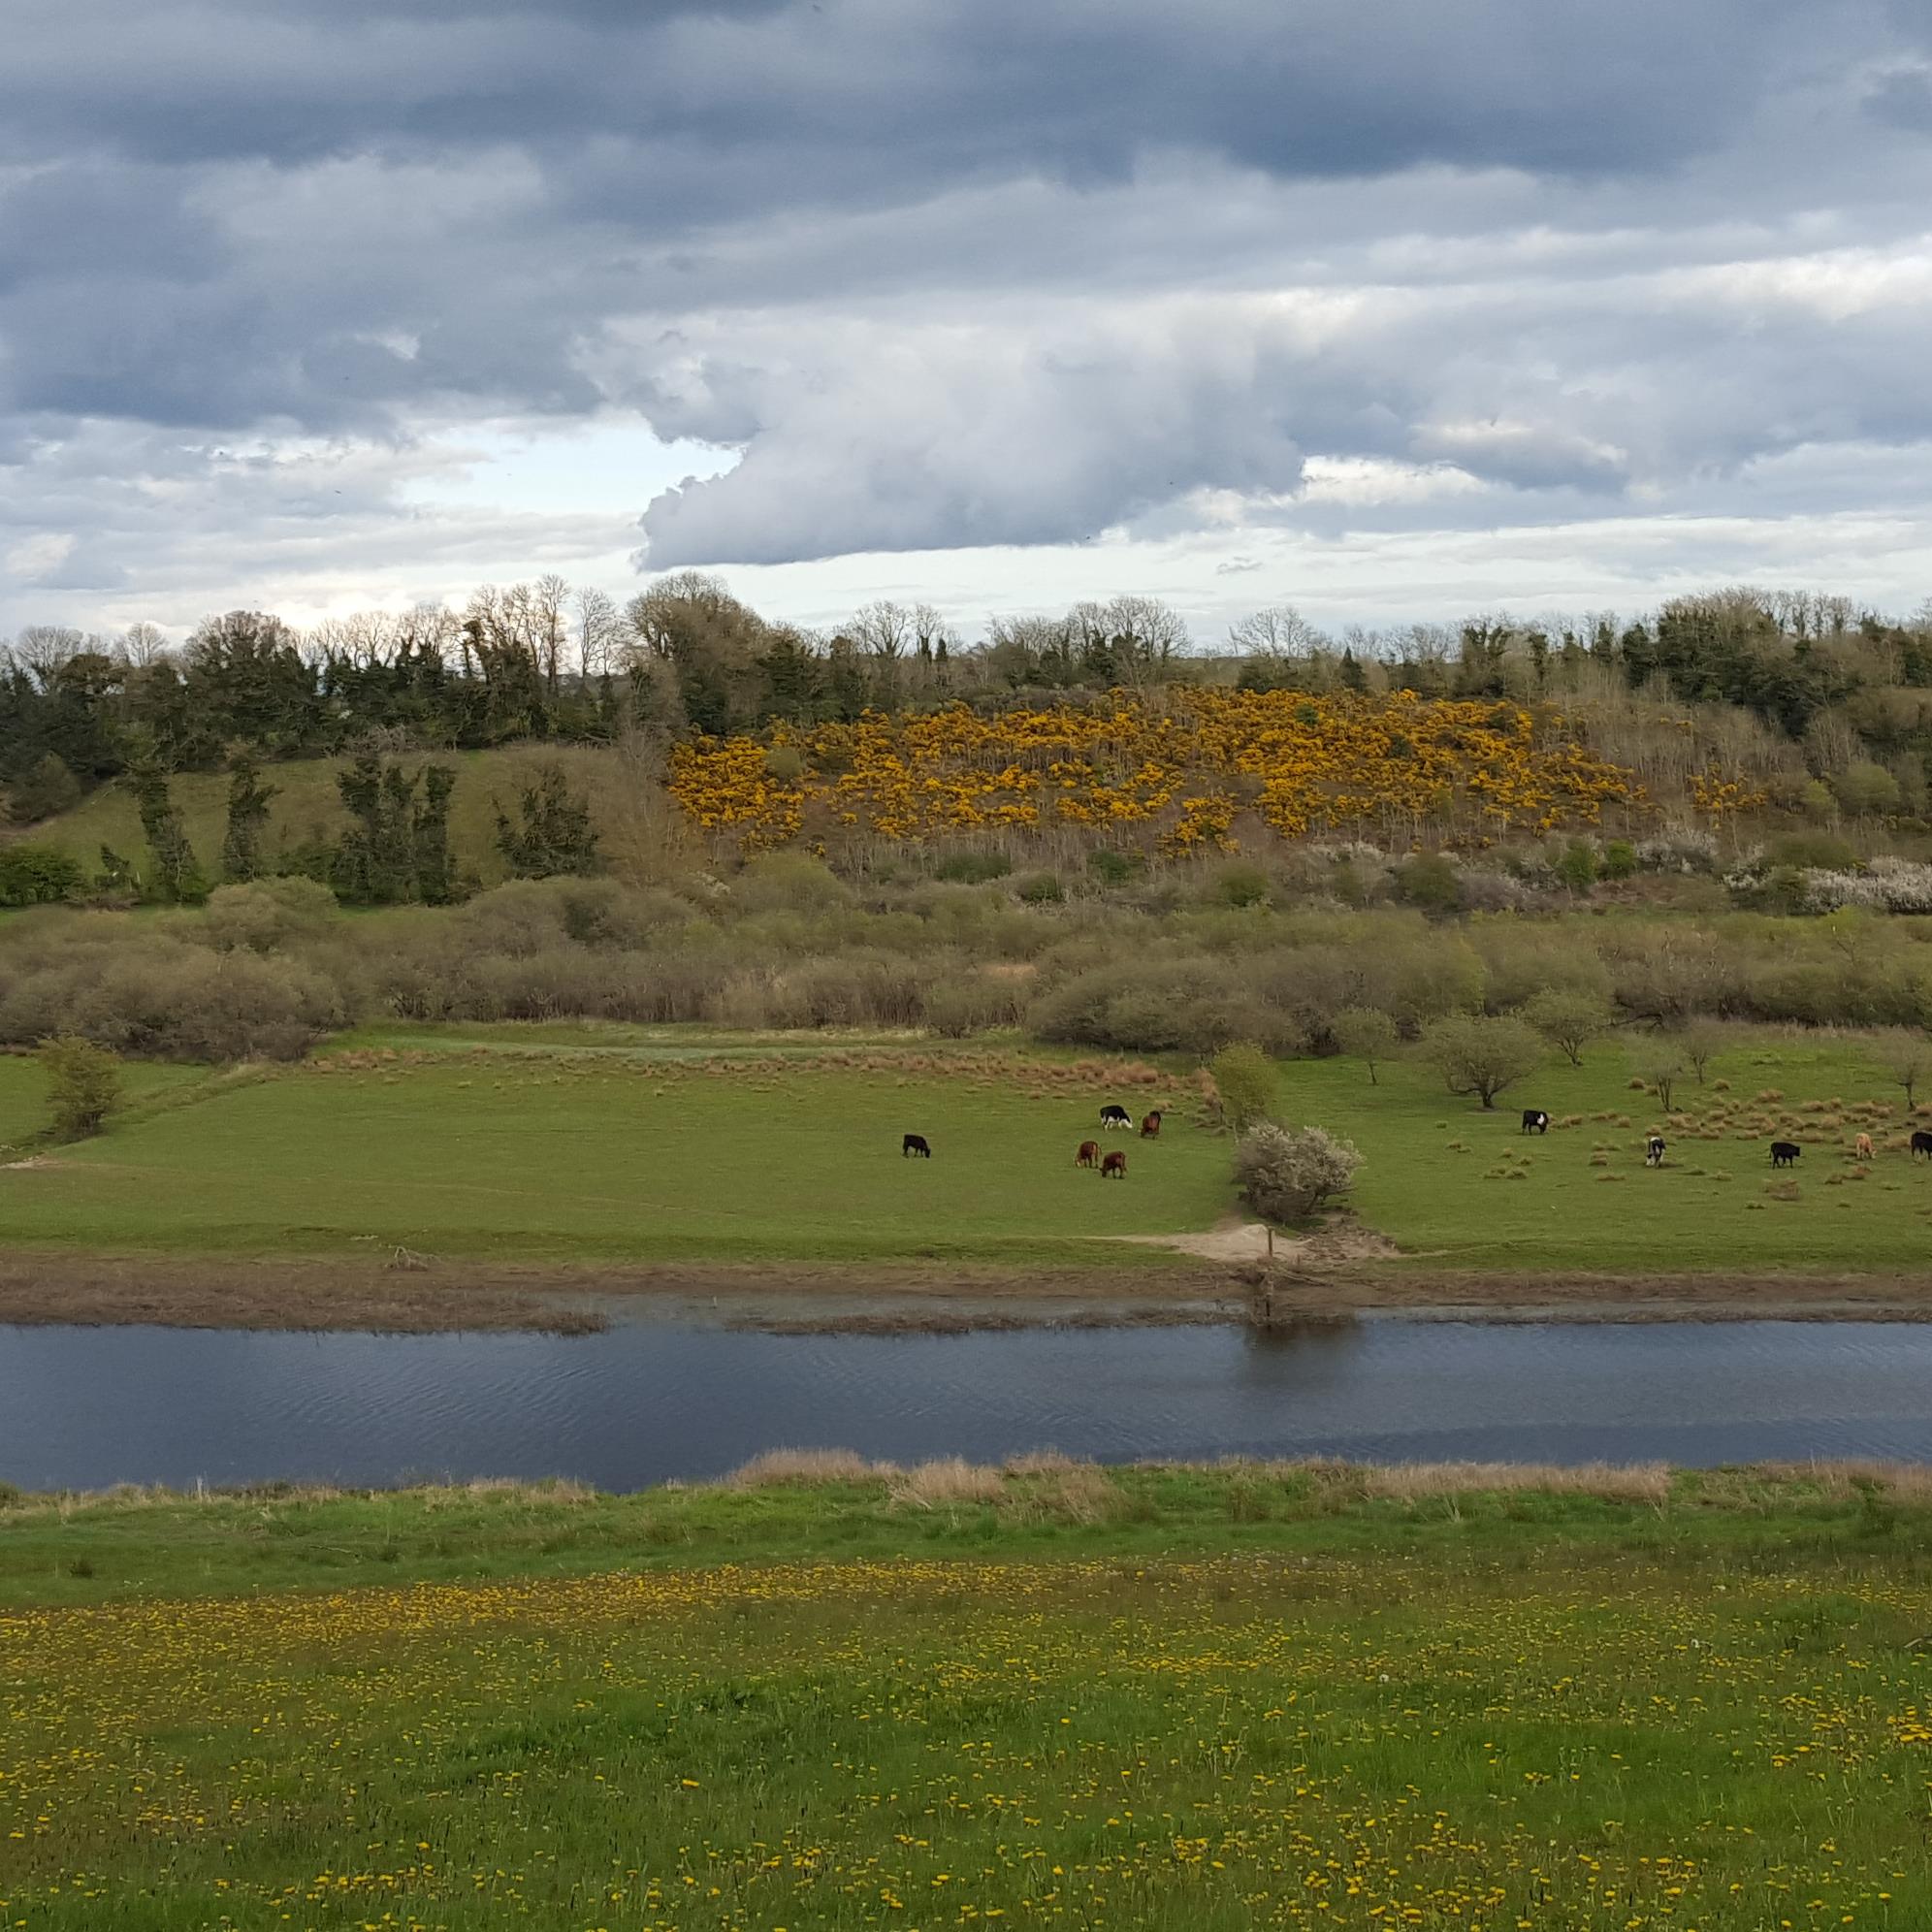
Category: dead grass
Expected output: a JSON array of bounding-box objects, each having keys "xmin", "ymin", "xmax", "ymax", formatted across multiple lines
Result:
[
  {"xmin": 722, "ymin": 1447, "xmax": 886, "ymax": 1488},
  {"xmin": 887, "ymin": 1457, "xmax": 1008, "ymax": 1509}
]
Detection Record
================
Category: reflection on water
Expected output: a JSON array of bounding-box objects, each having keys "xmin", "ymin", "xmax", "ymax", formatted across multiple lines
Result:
[{"xmin": 3, "ymin": 1316, "xmax": 1931, "ymax": 1492}]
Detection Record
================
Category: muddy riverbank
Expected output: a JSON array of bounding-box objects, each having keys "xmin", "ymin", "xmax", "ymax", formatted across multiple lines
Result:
[{"xmin": 0, "ymin": 1250, "xmax": 1927, "ymax": 1334}]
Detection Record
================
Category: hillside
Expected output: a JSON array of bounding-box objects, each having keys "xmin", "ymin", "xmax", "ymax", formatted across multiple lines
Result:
[{"xmin": 12, "ymin": 742, "xmax": 678, "ymax": 890}]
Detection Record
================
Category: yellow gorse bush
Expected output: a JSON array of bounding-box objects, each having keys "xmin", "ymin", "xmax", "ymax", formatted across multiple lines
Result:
[{"xmin": 668, "ymin": 690, "xmax": 1651, "ymax": 854}]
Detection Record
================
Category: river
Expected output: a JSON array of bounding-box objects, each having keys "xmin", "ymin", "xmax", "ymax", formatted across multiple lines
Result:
[{"xmin": 3, "ymin": 1316, "xmax": 1930, "ymax": 1492}]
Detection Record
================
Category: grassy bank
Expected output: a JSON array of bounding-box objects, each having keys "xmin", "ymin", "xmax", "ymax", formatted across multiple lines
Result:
[
  {"xmin": 3, "ymin": 1462, "xmax": 1931, "ymax": 1928},
  {"xmin": 4, "ymin": 1024, "xmax": 1932, "ymax": 1292}
]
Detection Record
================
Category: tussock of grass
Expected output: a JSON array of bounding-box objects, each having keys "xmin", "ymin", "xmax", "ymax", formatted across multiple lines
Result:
[
  {"xmin": 887, "ymin": 1457, "xmax": 1010, "ymax": 1508},
  {"xmin": 723, "ymin": 1447, "xmax": 886, "ymax": 1488}
]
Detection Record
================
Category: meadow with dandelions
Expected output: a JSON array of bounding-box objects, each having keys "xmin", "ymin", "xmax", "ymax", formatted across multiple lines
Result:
[{"xmin": 4, "ymin": 1461, "xmax": 1931, "ymax": 1929}]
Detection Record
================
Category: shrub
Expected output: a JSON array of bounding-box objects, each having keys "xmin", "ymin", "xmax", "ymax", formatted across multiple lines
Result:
[
  {"xmin": 1394, "ymin": 852, "xmax": 1462, "ymax": 914},
  {"xmin": 935, "ymin": 851, "xmax": 1012, "ymax": 884},
  {"xmin": 1872, "ymin": 1028, "xmax": 1931, "ymax": 1110},
  {"xmin": 1769, "ymin": 830, "xmax": 1856, "ymax": 872},
  {"xmin": 1234, "ymin": 1121, "xmax": 1361, "ymax": 1221},
  {"xmin": 1208, "ymin": 1041, "xmax": 1276, "ymax": 1133},
  {"xmin": 1833, "ymin": 761, "xmax": 1901, "ymax": 818},
  {"xmin": 494, "ymin": 762, "xmax": 601, "ymax": 879},
  {"xmin": 7, "ymin": 753, "xmax": 82, "ymax": 823},
  {"xmin": 1208, "ymin": 860, "xmax": 1271, "ymax": 909},
  {"xmin": 734, "ymin": 853, "xmax": 852, "ymax": 913},
  {"xmin": 1333, "ymin": 1006, "xmax": 1397, "ymax": 1082},
  {"xmin": 38, "ymin": 1034, "xmax": 124, "ymax": 1141},
  {"xmin": 1030, "ymin": 960, "xmax": 1274, "ymax": 1056},
  {"xmin": 1600, "ymin": 840, "xmax": 1638, "ymax": 881},
  {"xmin": 1555, "ymin": 839, "xmax": 1598, "ymax": 893},
  {"xmin": 1523, "ymin": 986, "xmax": 1612, "ymax": 1067},
  {"xmin": 1633, "ymin": 831, "xmax": 1719, "ymax": 875},
  {"xmin": 201, "ymin": 878, "xmax": 339, "ymax": 954},
  {"xmin": 1085, "ymin": 850, "xmax": 1146, "ymax": 886},
  {"xmin": 1677, "ymin": 1019, "xmax": 1725, "ymax": 1083},
  {"xmin": 0, "ymin": 940, "xmax": 342, "ymax": 1062},
  {"xmin": 921, "ymin": 973, "xmax": 1021, "ymax": 1038},
  {"xmin": 1425, "ymin": 1013, "xmax": 1543, "ymax": 1109},
  {"xmin": 1630, "ymin": 1045, "xmax": 1686, "ymax": 1111},
  {"xmin": 1014, "ymin": 870, "xmax": 1065, "ymax": 904},
  {"xmin": 0, "ymin": 844, "xmax": 83, "ymax": 907}
]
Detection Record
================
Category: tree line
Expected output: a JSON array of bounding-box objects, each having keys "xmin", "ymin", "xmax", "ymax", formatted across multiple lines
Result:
[{"xmin": 8, "ymin": 574, "xmax": 1932, "ymax": 827}]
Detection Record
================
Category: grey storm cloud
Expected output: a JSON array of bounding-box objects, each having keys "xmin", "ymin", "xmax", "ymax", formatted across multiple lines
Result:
[{"xmin": 3, "ymin": 0, "xmax": 1932, "ymax": 591}]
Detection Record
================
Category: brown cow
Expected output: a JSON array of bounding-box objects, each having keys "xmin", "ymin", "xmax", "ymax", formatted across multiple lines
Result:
[
  {"xmin": 1076, "ymin": 1140, "xmax": 1101, "ymax": 1169},
  {"xmin": 1855, "ymin": 1133, "xmax": 1874, "ymax": 1161},
  {"xmin": 1101, "ymin": 1150, "xmax": 1127, "ymax": 1178},
  {"xmin": 1139, "ymin": 1110, "xmax": 1163, "ymax": 1139}
]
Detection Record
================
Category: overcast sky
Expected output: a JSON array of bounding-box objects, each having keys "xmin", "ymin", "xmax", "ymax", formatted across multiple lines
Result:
[{"xmin": 5, "ymin": 0, "xmax": 1932, "ymax": 644}]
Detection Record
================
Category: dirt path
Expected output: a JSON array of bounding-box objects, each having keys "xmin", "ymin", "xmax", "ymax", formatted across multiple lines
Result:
[{"xmin": 1105, "ymin": 1217, "xmax": 1281, "ymax": 1263}]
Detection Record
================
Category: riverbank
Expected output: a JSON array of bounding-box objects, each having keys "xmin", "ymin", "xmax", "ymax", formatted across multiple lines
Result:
[
  {"xmin": 3, "ymin": 1243, "xmax": 1932, "ymax": 1336},
  {"xmin": 4, "ymin": 1463, "xmax": 1930, "ymax": 1932},
  {"xmin": 1, "ymin": 1247, "xmax": 1928, "ymax": 1332}
]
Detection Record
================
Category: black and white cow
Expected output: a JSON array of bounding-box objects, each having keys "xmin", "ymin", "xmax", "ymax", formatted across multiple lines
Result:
[
  {"xmin": 1646, "ymin": 1135, "xmax": 1666, "ymax": 1168},
  {"xmin": 1100, "ymin": 1104, "xmax": 1133, "ymax": 1130},
  {"xmin": 1521, "ymin": 1110, "xmax": 1550, "ymax": 1135}
]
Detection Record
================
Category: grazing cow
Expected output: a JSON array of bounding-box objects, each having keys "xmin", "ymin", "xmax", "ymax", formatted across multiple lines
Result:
[
  {"xmin": 902, "ymin": 1133, "xmax": 932, "ymax": 1159},
  {"xmin": 1140, "ymin": 1110, "xmax": 1163, "ymax": 1139},
  {"xmin": 1521, "ymin": 1109, "xmax": 1550, "ymax": 1135},
  {"xmin": 1646, "ymin": 1135, "xmax": 1666, "ymax": 1168},
  {"xmin": 1855, "ymin": 1133, "xmax": 1874, "ymax": 1161},
  {"xmin": 1100, "ymin": 1104, "xmax": 1133, "ymax": 1130},
  {"xmin": 1101, "ymin": 1150, "xmax": 1127, "ymax": 1178},
  {"xmin": 1076, "ymin": 1140, "xmax": 1101, "ymax": 1169},
  {"xmin": 1912, "ymin": 1130, "xmax": 1932, "ymax": 1160},
  {"xmin": 1770, "ymin": 1141, "xmax": 1801, "ymax": 1169}
]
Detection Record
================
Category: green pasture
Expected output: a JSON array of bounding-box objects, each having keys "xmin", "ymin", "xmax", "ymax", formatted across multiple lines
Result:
[
  {"xmin": 0, "ymin": 1046, "xmax": 1225, "ymax": 1262},
  {"xmin": 2, "ymin": 1024, "xmax": 1930, "ymax": 1271},
  {"xmin": 1286, "ymin": 1030, "xmax": 1932, "ymax": 1273},
  {"xmin": 3, "ymin": 1467, "xmax": 1930, "ymax": 1931}
]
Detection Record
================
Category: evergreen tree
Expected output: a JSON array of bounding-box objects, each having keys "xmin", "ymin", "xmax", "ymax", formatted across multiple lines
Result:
[
  {"xmin": 130, "ymin": 765, "xmax": 208, "ymax": 903},
  {"xmin": 334, "ymin": 750, "xmax": 416, "ymax": 904},
  {"xmin": 413, "ymin": 765, "xmax": 459, "ymax": 905},
  {"xmin": 494, "ymin": 764, "xmax": 601, "ymax": 878},
  {"xmin": 219, "ymin": 752, "xmax": 279, "ymax": 881}
]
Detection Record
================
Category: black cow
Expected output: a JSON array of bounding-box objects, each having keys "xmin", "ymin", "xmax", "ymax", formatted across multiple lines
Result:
[
  {"xmin": 1646, "ymin": 1135, "xmax": 1666, "ymax": 1168},
  {"xmin": 1912, "ymin": 1131, "xmax": 1932, "ymax": 1160},
  {"xmin": 902, "ymin": 1133, "xmax": 932, "ymax": 1158},
  {"xmin": 1100, "ymin": 1104, "xmax": 1132, "ymax": 1130},
  {"xmin": 1770, "ymin": 1141, "xmax": 1801, "ymax": 1169},
  {"xmin": 1521, "ymin": 1110, "xmax": 1550, "ymax": 1135}
]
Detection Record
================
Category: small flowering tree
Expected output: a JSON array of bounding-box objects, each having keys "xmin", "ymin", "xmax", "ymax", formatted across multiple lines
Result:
[{"xmin": 1235, "ymin": 1123, "xmax": 1362, "ymax": 1222}]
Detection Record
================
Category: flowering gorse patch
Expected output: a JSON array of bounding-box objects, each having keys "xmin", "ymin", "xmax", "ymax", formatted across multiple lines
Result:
[{"xmin": 669, "ymin": 690, "xmax": 1650, "ymax": 854}]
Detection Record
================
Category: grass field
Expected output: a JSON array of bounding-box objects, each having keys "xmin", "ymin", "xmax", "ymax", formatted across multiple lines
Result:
[
  {"xmin": 0, "ymin": 1042, "xmax": 1222, "ymax": 1263},
  {"xmin": 4, "ymin": 1023, "xmax": 1931, "ymax": 1277},
  {"xmin": 3, "ymin": 1463, "xmax": 1931, "ymax": 1929}
]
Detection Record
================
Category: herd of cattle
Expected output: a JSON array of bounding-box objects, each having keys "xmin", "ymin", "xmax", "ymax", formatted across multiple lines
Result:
[
  {"xmin": 1520, "ymin": 1107, "xmax": 1932, "ymax": 1169},
  {"xmin": 903, "ymin": 1100, "xmax": 1932, "ymax": 1177},
  {"xmin": 902, "ymin": 1104, "xmax": 1163, "ymax": 1177}
]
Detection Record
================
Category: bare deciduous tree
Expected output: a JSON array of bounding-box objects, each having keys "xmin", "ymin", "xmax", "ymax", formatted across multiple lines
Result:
[{"xmin": 574, "ymin": 587, "xmax": 626, "ymax": 679}]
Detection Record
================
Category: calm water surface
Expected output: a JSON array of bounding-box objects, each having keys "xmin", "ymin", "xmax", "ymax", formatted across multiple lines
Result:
[{"xmin": 3, "ymin": 1317, "xmax": 1931, "ymax": 1492}]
